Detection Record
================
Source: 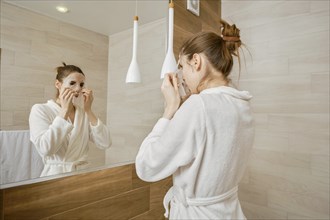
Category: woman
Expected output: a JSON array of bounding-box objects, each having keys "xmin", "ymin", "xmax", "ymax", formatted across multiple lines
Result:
[
  {"xmin": 29, "ymin": 63, "xmax": 111, "ymax": 177},
  {"xmin": 136, "ymin": 20, "xmax": 254, "ymax": 219}
]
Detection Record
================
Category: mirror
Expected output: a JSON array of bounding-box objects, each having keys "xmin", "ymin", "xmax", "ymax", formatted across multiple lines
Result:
[{"xmin": 0, "ymin": 0, "xmax": 168, "ymax": 187}]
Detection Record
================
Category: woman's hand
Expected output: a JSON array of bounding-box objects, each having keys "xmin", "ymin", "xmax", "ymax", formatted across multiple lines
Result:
[
  {"xmin": 161, "ymin": 73, "xmax": 181, "ymax": 119},
  {"xmin": 58, "ymin": 87, "xmax": 74, "ymax": 119},
  {"xmin": 82, "ymin": 88, "xmax": 93, "ymax": 113},
  {"xmin": 82, "ymin": 88, "xmax": 98, "ymax": 126}
]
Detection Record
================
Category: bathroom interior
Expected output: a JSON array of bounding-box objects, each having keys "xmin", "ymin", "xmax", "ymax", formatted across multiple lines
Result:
[{"xmin": 0, "ymin": 0, "xmax": 329, "ymax": 219}]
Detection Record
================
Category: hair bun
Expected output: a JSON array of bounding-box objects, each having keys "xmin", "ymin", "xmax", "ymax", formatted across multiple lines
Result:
[
  {"xmin": 62, "ymin": 62, "xmax": 67, "ymax": 66},
  {"xmin": 220, "ymin": 20, "xmax": 241, "ymax": 42},
  {"xmin": 219, "ymin": 19, "xmax": 242, "ymax": 56}
]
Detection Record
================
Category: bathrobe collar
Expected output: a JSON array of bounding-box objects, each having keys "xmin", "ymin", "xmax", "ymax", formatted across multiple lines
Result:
[
  {"xmin": 47, "ymin": 100, "xmax": 62, "ymax": 111},
  {"xmin": 200, "ymin": 86, "xmax": 252, "ymax": 101}
]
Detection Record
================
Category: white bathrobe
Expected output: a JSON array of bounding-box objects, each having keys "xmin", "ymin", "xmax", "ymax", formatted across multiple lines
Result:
[
  {"xmin": 29, "ymin": 100, "xmax": 111, "ymax": 177},
  {"xmin": 136, "ymin": 86, "xmax": 254, "ymax": 220}
]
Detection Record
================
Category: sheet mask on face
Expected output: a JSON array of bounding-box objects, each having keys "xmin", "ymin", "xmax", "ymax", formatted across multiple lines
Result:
[{"xmin": 61, "ymin": 77, "xmax": 85, "ymax": 109}]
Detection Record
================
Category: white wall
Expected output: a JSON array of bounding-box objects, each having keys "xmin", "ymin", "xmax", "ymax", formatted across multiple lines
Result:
[
  {"xmin": 222, "ymin": 1, "xmax": 329, "ymax": 219},
  {"xmin": 106, "ymin": 18, "xmax": 166, "ymax": 164}
]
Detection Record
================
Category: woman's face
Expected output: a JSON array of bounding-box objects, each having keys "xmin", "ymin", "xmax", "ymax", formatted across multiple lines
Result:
[
  {"xmin": 178, "ymin": 55, "xmax": 203, "ymax": 94},
  {"xmin": 58, "ymin": 72, "xmax": 85, "ymax": 97}
]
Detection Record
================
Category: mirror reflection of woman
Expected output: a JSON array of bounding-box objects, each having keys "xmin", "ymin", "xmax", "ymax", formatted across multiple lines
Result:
[
  {"xmin": 29, "ymin": 63, "xmax": 112, "ymax": 177},
  {"xmin": 136, "ymin": 20, "xmax": 254, "ymax": 219}
]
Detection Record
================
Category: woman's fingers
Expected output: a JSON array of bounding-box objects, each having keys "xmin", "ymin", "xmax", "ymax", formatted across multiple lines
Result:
[
  {"xmin": 161, "ymin": 73, "xmax": 181, "ymax": 119},
  {"xmin": 170, "ymin": 73, "xmax": 179, "ymax": 92},
  {"xmin": 82, "ymin": 89, "xmax": 93, "ymax": 98},
  {"xmin": 63, "ymin": 88, "xmax": 73, "ymax": 100},
  {"xmin": 67, "ymin": 92, "xmax": 74, "ymax": 103},
  {"xmin": 61, "ymin": 87, "xmax": 71, "ymax": 97},
  {"xmin": 162, "ymin": 73, "xmax": 178, "ymax": 88},
  {"xmin": 161, "ymin": 74, "xmax": 170, "ymax": 88}
]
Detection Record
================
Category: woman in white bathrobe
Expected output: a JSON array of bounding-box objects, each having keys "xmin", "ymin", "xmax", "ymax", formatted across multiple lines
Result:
[
  {"xmin": 136, "ymin": 20, "xmax": 254, "ymax": 219},
  {"xmin": 29, "ymin": 63, "xmax": 111, "ymax": 177}
]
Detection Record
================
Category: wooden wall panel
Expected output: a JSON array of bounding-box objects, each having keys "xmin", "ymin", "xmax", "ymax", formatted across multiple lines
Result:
[
  {"xmin": 130, "ymin": 207, "xmax": 165, "ymax": 220},
  {"xmin": 0, "ymin": 190, "xmax": 3, "ymax": 220},
  {"xmin": 150, "ymin": 178, "xmax": 173, "ymax": 211},
  {"xmin": 0, "ymin": 164, "xmax": 172, "ymax": 220},
  {"xmin": 173, "ymin": 0, "xmax": 221, "ymax": 57},
  {"xmin": 48, "ymin": 187, "xmax": 150, "ymax": 220},
  {"xmin": 3, "ymin": 166, "xmax": 132, "ymax": 220}
]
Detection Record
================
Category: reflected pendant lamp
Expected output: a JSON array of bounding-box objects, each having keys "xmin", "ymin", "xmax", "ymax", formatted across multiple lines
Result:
[
  {"xmin": 160, "ymin": 1, "xmax": 177, "ymax": 79},
  {"xmin": 126, "ymin": 4, "xmax": 141, "ymax": 83}
]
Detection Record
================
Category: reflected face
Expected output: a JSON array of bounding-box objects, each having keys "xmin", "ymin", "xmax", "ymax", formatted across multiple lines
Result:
[
  {"xmin": 178, "ymin": 55, "xmax": 201, "ymax": 94},
  {"xmin": 58, "ymin": 72, "xmax": 86, "ymax": 97}
]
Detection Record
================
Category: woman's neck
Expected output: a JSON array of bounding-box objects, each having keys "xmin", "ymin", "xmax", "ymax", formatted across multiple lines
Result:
[
  {"xmin": 198, "ymin": 71, "xmax": 229, "ymax": 92},
  {"xmin": 206, "ymin": 78, "xmax": 229, "ymax": 88},
  {"xmin": 55, "ymin": 98, "xmax": 75, "ymax": 113}
]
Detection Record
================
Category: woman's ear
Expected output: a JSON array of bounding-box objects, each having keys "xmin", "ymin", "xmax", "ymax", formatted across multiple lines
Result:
[
  {"xmin": 192, "ymin": 53, "xmax": 202, "ymax": 71},
  {"xmin": 55, "ymin": 80, "xmax": 62, "ymax": 90}
]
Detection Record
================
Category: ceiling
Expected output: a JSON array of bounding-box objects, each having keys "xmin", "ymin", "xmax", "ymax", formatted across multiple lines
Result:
[{"xmin": 3, "ymin": 0, "xmax": 168, "ymax": 36}]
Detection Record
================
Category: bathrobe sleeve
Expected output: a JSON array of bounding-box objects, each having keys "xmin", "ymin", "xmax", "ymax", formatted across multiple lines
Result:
[
  {"xmin": 29, "ymin": 104, "xmax": 74, "ymax": 157},
  {"xmin": 89, "ymin": 119, "xmax": 112, "ymax": 149},
  {"xmin": 136, "ymin": 95, "xmax": 206, "ymax": 182}
]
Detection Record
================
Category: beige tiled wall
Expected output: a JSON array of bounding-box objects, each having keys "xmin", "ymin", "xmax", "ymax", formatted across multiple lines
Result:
[
  {"xmin": 0, "ymin": 2, "xmax": 108, "ymax": 130},
  {"xmin": 222, "ymin": 1, "xmax": 329, "ymax": 219},
  {"xmin": 106, "ymin": 18, "xmax": 166, "ymax": 164}
]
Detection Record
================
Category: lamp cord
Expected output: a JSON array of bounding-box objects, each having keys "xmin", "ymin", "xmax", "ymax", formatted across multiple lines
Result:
[{"xmin": 135, "ymin": 0, "xmax": 138, "ymax": 16}]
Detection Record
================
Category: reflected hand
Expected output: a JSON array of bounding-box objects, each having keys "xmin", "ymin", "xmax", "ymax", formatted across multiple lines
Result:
[
  {"xmin": 82, "ymin": 88, "xmax": 93, "ymax": 113},
  {"xmin": 59, "ymin": 87, "xmax": 74, "ymax": 112},
  {"xmin": 58, "ymin": 87, "xmax": 74, "ymax": 119},
  {"xmin": 82, "ymin": 88, "xmax": 98, "ymax": 126}
]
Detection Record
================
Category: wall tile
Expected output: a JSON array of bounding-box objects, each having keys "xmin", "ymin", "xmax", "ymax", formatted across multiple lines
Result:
[
  {"xmin": 0, "ymin": 111, "xmax": 13, "ymax": 127},
  {"xmin": 311, "ymin": 72, "xmax": 330, "ymax": 94},
  {"xmin": 1, "ymin": 3, "xmax": 60, "ymax": 32},
  {"xmin": 311, "ymin": 0, "xmax": 330, "ymax": 13},
  {"xmin": 268, "ymin": 189, "xmax": 329, "ymax": 219},
  {"xmin": 240, "ymin": 201, "xmax": 287, "ymax": 220},
  {"xmin": 224, "ymin": 2, "xmax": 329, "ymax": 218},
  {"xmin": 106, "ymin": 19, "xmax": 165, "ymax": 164},
  {"xmin": 311, "ymin": 155, "xmax": 330, "ymax": 177},
  {"xmin": 239, "ymin": 183, "xmax": 268, "ymax": 206},
  {"xmin": 288, "ymin": 128, "xmax": 329, "ymax": 155},
  {"xmin": 225, "ymin": 1, "xmax": 310, "ymax": 29}
]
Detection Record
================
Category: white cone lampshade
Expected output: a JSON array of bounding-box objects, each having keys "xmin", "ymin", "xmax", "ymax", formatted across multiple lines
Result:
[
  {"xmin": 126, "ymin": 16, "xmax": 141, "ymax": 83},
  {"xmin": 161, "ymin": 2, "xmax": 177, "ymax": 79}
]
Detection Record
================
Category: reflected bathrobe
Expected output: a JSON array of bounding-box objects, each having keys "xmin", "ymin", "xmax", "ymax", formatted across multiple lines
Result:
[
  {"xmin": 29, "ymin": 100, "xmax": 111, "ymax": 177},
  {"xmin": 136, "ymin": 86, "xmax": 254, "ymax": 220}
]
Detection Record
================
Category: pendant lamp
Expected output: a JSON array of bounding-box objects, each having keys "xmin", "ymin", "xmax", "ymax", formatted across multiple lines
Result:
[
  {"xmin": 160, "ymin": 0, "xmax": 177, "ymax": 79},
  {"xmin": 126, "ymin": 1, "xmax": 141, "ymax": 83}
]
